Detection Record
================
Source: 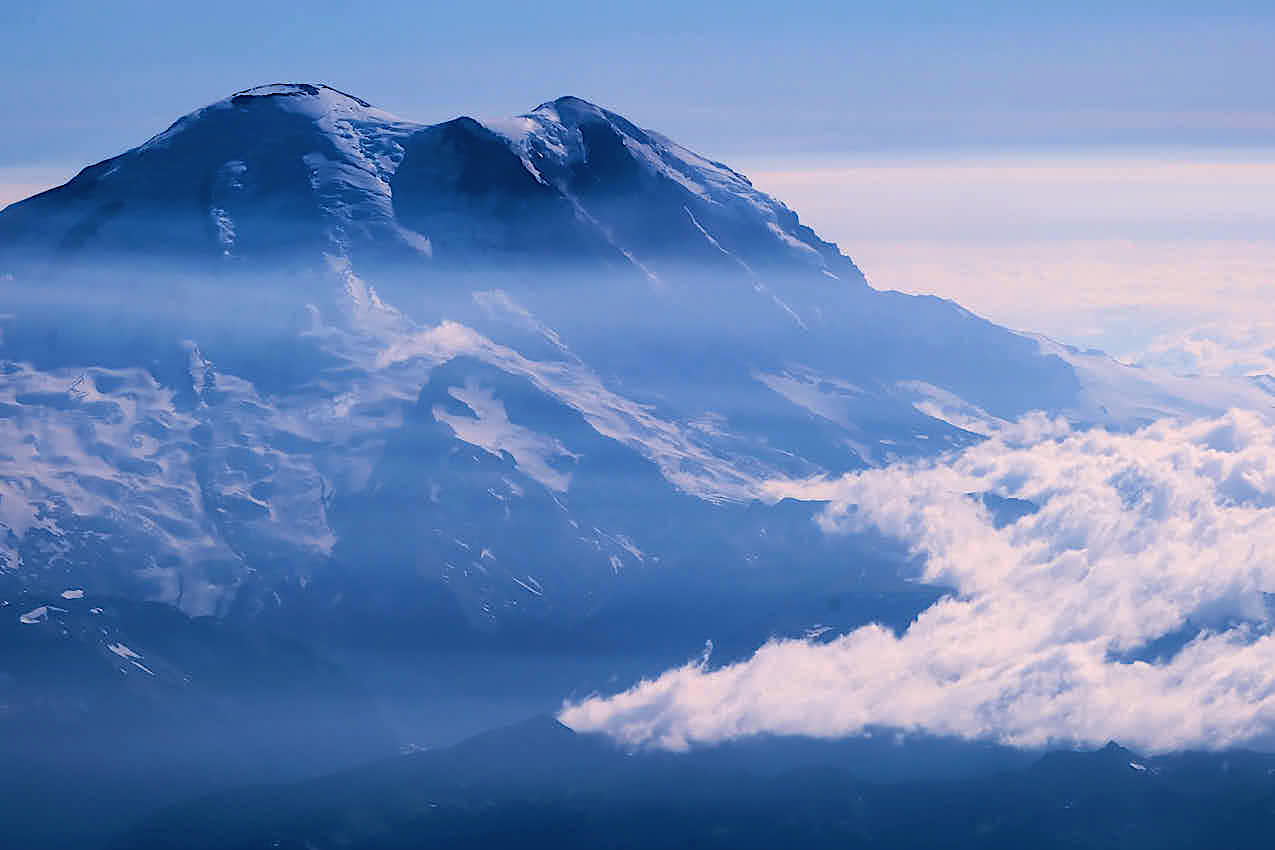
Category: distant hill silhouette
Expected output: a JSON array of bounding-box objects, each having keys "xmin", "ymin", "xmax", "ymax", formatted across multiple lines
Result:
[{"xmin": 115, "ymin": 715, "xmax": 1275, "ymax": 850}]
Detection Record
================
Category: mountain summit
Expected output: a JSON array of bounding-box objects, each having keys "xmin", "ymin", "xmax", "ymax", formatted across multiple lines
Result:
[{"xmin": 0, "ymin": 84, "xmax": 861, "ymax": 288}]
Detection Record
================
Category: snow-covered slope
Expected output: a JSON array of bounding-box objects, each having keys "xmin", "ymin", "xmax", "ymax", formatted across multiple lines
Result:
[
  {"xmin": 1035, "ymin": 336, "xmax": 1275, "ymax": 425},
  {"xmin": 0, "ymin": 84, "xmax": 422, "ymax": 269},
  {"xmin": 0, "ymin": 83, "xmax": 1267, "ymax": 637}
]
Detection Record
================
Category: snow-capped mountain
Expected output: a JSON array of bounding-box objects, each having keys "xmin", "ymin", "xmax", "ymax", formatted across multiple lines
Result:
[
  {"xmin": 5, "ymin": 83, "xmax": 1275, "ymax": 847},
  {"xmin": 3, "ymin": 82, "xmax": 1271, "ymax": 619},
  {"xmin": 1, "ymin": 84, "xmax": 1272, "ymax": 779},
  {"xmin": 1, "ymin": 84, "xmax": 856, "ymax": 277}
]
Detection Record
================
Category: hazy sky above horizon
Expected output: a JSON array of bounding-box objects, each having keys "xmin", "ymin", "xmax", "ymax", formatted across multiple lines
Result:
[
  {"xmin": 3, "ymin": 1, "xmax": 1271, "ymax": 365},
  {"xmin": 5, "ymin": 1, "xmax": 1273, "ymax": 167},
  {"xmin": 737, "ymin": 152, "xmax": 1275, "ymax": 364}
]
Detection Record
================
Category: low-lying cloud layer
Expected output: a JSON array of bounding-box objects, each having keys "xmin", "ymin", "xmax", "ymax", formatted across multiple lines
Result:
[
  {"xmin": 739, "ymin": 155, "xmax": 1275, "ymax": 360},
  {"xmin": 561, "ymin": 410, "xmax": 1275, "ymax": 753},
  {"xmin": 1135, "ymin": 321, "xmax": 1275, "ymax": 378}
]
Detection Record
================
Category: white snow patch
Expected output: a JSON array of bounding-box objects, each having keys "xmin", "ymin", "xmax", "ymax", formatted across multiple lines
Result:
[
  {"xmin": 433, "ymin": 379, "xmax": 577, "ymax": 493},
  {"xmin": 108, "ymin": 642, "xmax": 142, "ymax": 660},
  {"xmin": 209, "ymin": 207, "xmax": 235, "ymax": 255},
  {"xmin": 615, "ymin": 535, "xmax": 645, "ymax": 562},
  {"xmin": 19, "ymin": 605, "xmax": 63, "ymax": 624},
  {"xmin": 511, "ymin": 575, "xmax": 544, "ymax": 597}
]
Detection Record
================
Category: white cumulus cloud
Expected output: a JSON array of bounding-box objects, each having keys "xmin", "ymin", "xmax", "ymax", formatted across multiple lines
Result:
[
  {"xmin": 561, "ymin": 410, "xmax": 1275, "ymax": 754},
  {"xmin": 1133, "ymin": 321, "xmax": 1275, "ymax": 378}
]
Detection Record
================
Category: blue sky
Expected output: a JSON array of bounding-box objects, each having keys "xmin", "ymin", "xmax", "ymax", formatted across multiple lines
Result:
[{"xmin": 4, "ymin": 1, "xmax": 1273, "ymax": 167}]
